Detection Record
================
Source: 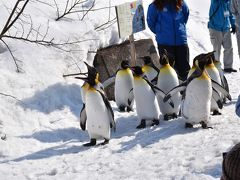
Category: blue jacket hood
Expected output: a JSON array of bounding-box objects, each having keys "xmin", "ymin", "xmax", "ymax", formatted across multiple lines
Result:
[{"xmin": 147, "ymin": 1, "xmax": 189, "ymax": 46}]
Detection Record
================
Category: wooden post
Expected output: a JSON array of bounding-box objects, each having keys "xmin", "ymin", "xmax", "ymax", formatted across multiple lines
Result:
[{"xmin": 129, "ymin": 33, "xmax": 136, "ymax": 66}]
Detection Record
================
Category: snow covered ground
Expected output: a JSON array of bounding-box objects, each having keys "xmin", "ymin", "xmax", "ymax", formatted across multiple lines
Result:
[{"xmin": 0, "ymin": 0, "xmax": 240, "ymax": 179}]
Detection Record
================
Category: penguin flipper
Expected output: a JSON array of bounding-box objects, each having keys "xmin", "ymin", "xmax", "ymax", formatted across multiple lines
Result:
[
  {"xmin": 102, "ymin": 76, "xmax": 116, "ymax": 89},
  {"xmin": 211, "ymin": 79, "xmax": 231, "ymax": 101},
  {"xmin": 212, "ymin": 88, "xmax": 223, "ymax": 109},
  {"xmin": 80, "ymin": 104, "xmax": 87, "ymax": 131},
  {"xmin": 152, "ymin": 64, "xmax": 160, "ymax": 73},
  {"xmin": 128, "ymin": 88, "xmax": 134, "ymax": 107},
  {"xmin": 163, "ymin": 82, "xmax": 187, "ymax": 102},
  {"xmin": 151, "ymin": 75, "xmax": 158, "ymax": 85},
  {"xmin": 98, "ymin": 90, "xmax": 116, "ymax": 131},
  {"xmin": 222, "ymin": 75, "xmax": 229, "ymax": 93}
]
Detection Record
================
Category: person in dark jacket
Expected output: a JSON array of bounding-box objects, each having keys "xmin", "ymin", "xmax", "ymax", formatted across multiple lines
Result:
[
  {"xmin": 221, "ymin": 143, "xmax": 240, "ymax": 180},
  {"xmin": 208, "ymin": 0, "xmax": 237, "ymax": 73},
  {"xmin": 147, "ymin": 0, "xmax": 190, "ymax": 81}
]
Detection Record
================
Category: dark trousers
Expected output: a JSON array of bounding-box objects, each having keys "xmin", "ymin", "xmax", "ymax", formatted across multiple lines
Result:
[{"xmin": 158, "ymin": 44, "xmax": 190, "ymax": 81}]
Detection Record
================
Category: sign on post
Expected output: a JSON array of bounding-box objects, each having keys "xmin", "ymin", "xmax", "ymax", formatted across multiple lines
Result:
[
  {"xmin": 115, "ymin": 0, "xmax": 145, "ymax": 65},
  {"xmin": 115, "ymin": 0, "xmax": 145, "ymax": 38}
]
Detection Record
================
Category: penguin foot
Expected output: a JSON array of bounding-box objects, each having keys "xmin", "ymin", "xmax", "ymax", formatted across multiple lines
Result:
[
  {"xmin": 126, "ymin": 106, "xmax": 133, "ymax": 112},
  {"xmin": 151, "ymin": 119, "xmax": 159, "ymax": 126},
  {"xmin": 185, "ymin": 123, "xmax": 193, "ymax": 128},
  {"xmin": 100, "ymin": 139, "xmax": 109, "ymax": 146},
  {"xmin": 119, "ymin": 105, "xmax": 126, "ymax": 112},
  {"xmin": 136, "ymin": 119, "xmax": 146, "ymax": 129},
  {"xmin": 222, "ymin": 98, "xmax": 227, "ymax": 104},
  {"xmin": 212, "ymin": 110, "xmax": 221, "ymax": 116},
  {"xmin": 200, "ymin": 121, "xmax": 213, "ymax": 129},
  {"xmin": 83, "ymin": 139, "xmax": 96, "ymax": 147},
  {"xmin": 164, "ymin": 113, "xmax": 178, "ymax": 121},
  {"xmin": 164, "ymin": 114, "xmax": 170, "ymax": 121},
  {"xmin": 1, "ymin": 134, "xmax": 6, "ymax": 141}
]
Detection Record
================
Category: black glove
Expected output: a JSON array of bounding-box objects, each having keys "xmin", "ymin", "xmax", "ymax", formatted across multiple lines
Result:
[{"xmin": 231, "ymin": 26, "xmax": 236, "ymax": 34}]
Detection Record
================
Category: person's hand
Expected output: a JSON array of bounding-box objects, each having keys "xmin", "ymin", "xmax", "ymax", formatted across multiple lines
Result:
[{"xmin": 231, "ymin": 26, "xmax": 236, "ymax": 34}]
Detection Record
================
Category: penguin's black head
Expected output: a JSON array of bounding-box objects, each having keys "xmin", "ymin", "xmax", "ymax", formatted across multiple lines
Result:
[
  {"xmin": 160, "ymin": 49, "xmax": 175, "ymax": 66},
  {"xmin": 121, "ymin": 60, "xmax": 130, "ymax": 69},
  {"xmin": 206, "ymin": 56, "xmax": 213, "ymax": 65},
  {"xmin": 195, "ymin": 56, "xmax": 208, "ymax": 70},
  {"xmin": 192, "ymin": 53, "xmax": 207, "ymax": 67},
  {"xmin": 204, "ymin": 50, "xmax": 216, "ymax": 62},
  {"xmin": 75, "ymin": 62, "xmax": 99, "ymax": 86},
  {"xmin": 159, "ymin": 54, "xmax": 169, "ymax": 65},
  {"xmin": 131, "ymin": 66, "xmax": 144, "ymax": 76},
  {"xmin": 141, "ymin": 56, "xmax": 152, "ymax": 65},
  {"xmin": 205, "ymin": 51, "xmax": 215, "ymax": 65}
]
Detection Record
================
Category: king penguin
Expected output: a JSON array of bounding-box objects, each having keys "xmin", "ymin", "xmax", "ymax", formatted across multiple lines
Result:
[
  {"xmin": 205, "ymin": 53, "xmax": 222, "ymax": 115},
  {"xmin": 157, "ymin": 53, "xmax": 181, "ymax": 120},
  {"xmin": 140, "ymin": 56, "xmax": 159, "ymax": 85},
  {"xmin": 131, "ymin": 66, "xmax": 173, "ymax": 128},
  {"xmin": 164, "ymin": 52, "xmax": 231, "ymax": 129},
  {"xmin": 77, "ymin": 63, "xmax": 115, "ymax": 146},
  {"xmin": 75, "ymin": 62, "xmax": 104, "ymax": 130},
  {"xmin": 114, "ymin": 60, "xmax": 134, "ymax": 112},
  {"xmin": 189, "ymin": 53, "xmax": 230, "ymax": 110},
  {"xmin": 212, "ymin": 56, "xmax": 230, "ymax": 104}
]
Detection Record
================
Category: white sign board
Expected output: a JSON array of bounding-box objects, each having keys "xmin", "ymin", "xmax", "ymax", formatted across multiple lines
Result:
[{"xmin": 116, "ymin": 0, "xmax": 145, "ymax": 38}]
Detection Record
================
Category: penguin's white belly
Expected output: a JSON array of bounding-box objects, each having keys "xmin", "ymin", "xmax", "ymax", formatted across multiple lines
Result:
[
  {"xmin": 182, "ymin": 79, "xmax": 212, "ymax": 123},
  {"xmin": 115, "ymin": 73, "xmax": 133, "ymax": 106},
  {"xmin": 81, "ymin": 88, "xmax": 86, "ymax": 103},
  {"xmin": 81, "ymin": 83, "xmax": 88, "ymax": 103},
  {"xmin": 85, "ymin": 91, "xmax": 110, "ymax": 140},
  {"xmin": 133, "ymin": 80, "xmax": 160, "ymax": 120},
  {"xmin": 157, "ymin": 71, "xmax": 181, "ymax": 114},
  {"xmin": 145, "ymin": 69, "xmax": 158, "ymax": 82}
]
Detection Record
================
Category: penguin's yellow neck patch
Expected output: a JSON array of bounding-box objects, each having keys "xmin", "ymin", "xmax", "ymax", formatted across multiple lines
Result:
[
  {"xmin": 190, "ymin": 67, "xmax": 196, "ymax": 72},
  {"xmin": 134, "ymin": 76, "xmax": 145, "ymax": 83},
  {"xmin": 95, "ymin": 73, "xmax": 100, "ymax": 84},
  {"xmin": 206, "ymin": 63, "xmax": 215, "ymax": 68},
  {"xmin": 160, "ymin": 64, "xmax": 173, "ymax": 74},
  {"xmin": 142, "ymin": 65, "xmax": 151, "ymax": 72},
  {"xmin": 82, "ymin": 83, "xmax": 89, "ymax": 90},
  {"xmin": 118, "ymin": 68, "xmax": 132, "ymax": 76},
  {"xmin": 134, "ymin": 75, "xmax": 141, "ymax": 80},
  {"xmin": 199, "ymin": 71, "xmax": 210, "ymax": 80},
  {"xmin": 88, "ymin": 86, "xmax": 97, "ymax": 92}
]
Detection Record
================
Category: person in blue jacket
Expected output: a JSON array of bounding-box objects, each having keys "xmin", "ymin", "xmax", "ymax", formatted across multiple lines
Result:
[
  {"xmin": 208, "ymin": 0, "xmax": 237, "ymax": 73},
  {"xmin": 236, "ymin": 95, "xmax": 240, "ymax": 117},
  {"xmin": 147, "ymin": 0, "xmax": 190, "ymax": 81}
]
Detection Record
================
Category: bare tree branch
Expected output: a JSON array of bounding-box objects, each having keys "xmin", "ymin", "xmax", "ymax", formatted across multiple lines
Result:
[
  {"xmin": 0, "ymin": 92, "xmax": 21, "ymax": 102},
  {"xmin": 63, "ymin": 72, "xmax": 87, "ymax": 77},
  {"xmin": 81, "ymin": 0, "xmax": 95, "ymax": 20},
  {"xmin": 0, "ymin": 0, "xmax": 30, "ymax": 38},
  {"xmin": 95, "ymin": 18, "xmax": 117, "ymax": 31},
  {"xmin": 70, "ymin": 5, "xmax": 116, "ymax": 14},
  {"xmin": 0, "ymin": 0, "xmax": 115, "ymax": 72},
  {"xmin": 0, "ymin": 39, "xmax": 22, "ymax": 72},
  {"xmin": 0, "ymin": 0, "xmax": 22, "ymax": 37},
  {"xmin": 53, "ymin": 0, "xmax": 60, "ymax": 18},
  {"xmin": 55, "ymin": 0, "xmax": 88, "ymax": 21}
]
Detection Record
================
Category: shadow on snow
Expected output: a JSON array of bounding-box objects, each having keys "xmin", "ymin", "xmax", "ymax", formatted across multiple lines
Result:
[
  {"xmin": 18, "ymin": 83, "xmax": 83, "ymax": 117},
  {"xmin": 115, "ymin": 117, "xmax": 201, "ymax": 153},
  {"xmin": 19, "ymin": 127, "xmax": 86, "ymax": 143}
]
